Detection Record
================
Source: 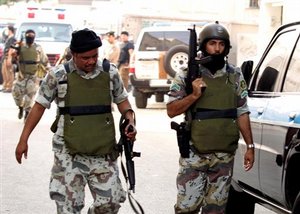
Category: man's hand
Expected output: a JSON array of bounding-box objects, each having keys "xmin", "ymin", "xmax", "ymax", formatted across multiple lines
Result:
[
  {"xmin": 15, "ymin": 141, "xmax": 28, "ymax": 164},
  {"xmin": 192, "ymin": 78, "xmax": 207, "ymax": 98},
  {"xmin": 244, "ymin": 148, "xmax": 254, "ymax": 171},
  {"xmin": 125, "ymin": 124, "xmax": 137, "ymax": 141}
]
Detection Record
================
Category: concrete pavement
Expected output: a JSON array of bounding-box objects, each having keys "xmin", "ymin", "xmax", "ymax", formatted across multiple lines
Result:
[{"xmin": 0, "ymin": 90, "xmax": 275, "ymax": 214}]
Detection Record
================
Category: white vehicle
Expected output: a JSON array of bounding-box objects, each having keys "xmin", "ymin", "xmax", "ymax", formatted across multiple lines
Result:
[
  {"xmin": 14, "ymin": 7, "xmax": 74, "ymax": 66},
  {"xmin": 129, "ymin": 24, "xmax": 205, "ymax": 108}
]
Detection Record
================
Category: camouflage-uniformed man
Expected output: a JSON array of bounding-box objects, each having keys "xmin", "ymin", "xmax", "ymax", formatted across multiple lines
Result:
[
  {"xmin": 167, "ymin": 22, "xmax": 255, "ymax": 214},
  {"xmin": 15, "ymin": 29, "xmax": 136, "ymax": 214},
  {"xmin": 11, "ymin": 29, "xmax": 49, "ymax": 121}
]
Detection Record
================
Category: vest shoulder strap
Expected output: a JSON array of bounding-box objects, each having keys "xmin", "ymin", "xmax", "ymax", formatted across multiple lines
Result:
[
  {"xmin": 102, "ymin": 58, "xmax": 110, "ymax": 72},
  {"xmin": 63, "ymin": 62, "xmax": 71, "ymax": 73}
]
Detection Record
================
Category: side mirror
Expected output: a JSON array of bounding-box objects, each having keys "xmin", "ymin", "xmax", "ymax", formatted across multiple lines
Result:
[{"xmin": 240, "ymin": 60, "xmax": 253, "ymax": 86}]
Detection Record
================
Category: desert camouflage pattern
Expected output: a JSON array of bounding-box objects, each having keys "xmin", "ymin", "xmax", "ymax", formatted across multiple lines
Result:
[
  {"xmin": 174, "ymin": 150, "xmax": 234, "ymax": 214},
  {"xmin": 34, "ymin": 60, "xmax": 128, "ymax": 213},
  {"xmin": 12, "ymin": 74, "xmax": 37, "ymax": 112},
  {"xmin": 50, "ymin": 152, "xmax": 126, "ymax": 214}
]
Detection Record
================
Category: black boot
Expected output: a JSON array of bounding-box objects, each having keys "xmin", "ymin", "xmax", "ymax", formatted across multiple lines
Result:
[{"xmin": 18, "ymin": 106, "xmax": 23, "ymax": 119}]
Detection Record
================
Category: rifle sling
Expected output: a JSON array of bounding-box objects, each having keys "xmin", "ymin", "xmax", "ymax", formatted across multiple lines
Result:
[
  {"xmin": 59, "ymin": 105, "xmax": 111, "ymax": 116},
  {"xmin": 192, "ymin": 108, "xmax": 237, "ymax": 120}
]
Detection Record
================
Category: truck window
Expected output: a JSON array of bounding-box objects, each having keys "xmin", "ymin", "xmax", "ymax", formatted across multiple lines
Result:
[
  {"xmin": 255, "ymin": 29, "xmax": 298, "ymax": 92},
  {"xmin": 283, "ymin": 37, "xmax": 300, "ymax": 92},
  {"xmin": 139, "ymin": 31, "xmax": 189, "ymax": 51},
  {"xmin": 17, "ymin": 22, "xmax": 72, "ymax": 43}
]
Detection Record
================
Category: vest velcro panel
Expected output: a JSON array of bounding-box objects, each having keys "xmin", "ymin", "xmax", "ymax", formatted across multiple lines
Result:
[
  {"xmin": 191, "ymin": 73, "xmax": 239, "ymax": 153},
  {"xmin": 63, "ymin": 71, "xmax": 116, "ymax": 155}
]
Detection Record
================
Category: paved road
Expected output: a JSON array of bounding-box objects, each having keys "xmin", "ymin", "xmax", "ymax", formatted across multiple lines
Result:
[{"xmin": 0, "ymin": 90, "xmax": 276, "ymax": 214}]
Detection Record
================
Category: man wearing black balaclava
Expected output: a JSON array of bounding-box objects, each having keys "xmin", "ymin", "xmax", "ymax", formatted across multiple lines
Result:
[
  {"xmin": 167, "ymin": 21, "xmax": 254, "ymax": 214},
  {"xmin": 11, "ymin": 29, "xmax": 49, "ymax": 122}
]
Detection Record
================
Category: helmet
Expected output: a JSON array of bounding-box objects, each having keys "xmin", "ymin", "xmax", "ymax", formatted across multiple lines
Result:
[{"xmin": 198, "ymin": 21, "xmax": 230, "ymax": 55}]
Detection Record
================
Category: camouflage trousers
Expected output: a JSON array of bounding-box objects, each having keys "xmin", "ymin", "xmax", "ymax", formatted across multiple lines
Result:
[
  {"xmin": 174, "ymin": 149, "xmax": 234, "ymax": 214},
  {"xmin": 49, "ymin": 151, "xmax": 126, "ymax": 214},
  {"xmin": 12, "ymin": 74, "xmax": 37, "ymax": 111}
]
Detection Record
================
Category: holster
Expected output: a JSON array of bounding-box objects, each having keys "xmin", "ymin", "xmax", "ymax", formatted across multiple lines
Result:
[{"xmin": 171, "ymin": 121, "xmax": 190, "ymax": 158}]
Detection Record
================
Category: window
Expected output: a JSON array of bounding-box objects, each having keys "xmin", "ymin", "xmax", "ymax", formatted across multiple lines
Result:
[
  {"xmin": 283, "ymin": 37, "xmax": 300, "ymax": 92},
  {"xmin": 18, "ymin": 22, "xmax": 73, "ymax": 42},
  {"xmin": 139, "ymin": 31, "xmax": 189, "ymax": 51},
  {"xmin": 249, "ymin": 0, "xmax": 259, "ymax": 8},
  {"xmin": 255, "ymin": 29, "xmax": 298, "ymax": 92}
]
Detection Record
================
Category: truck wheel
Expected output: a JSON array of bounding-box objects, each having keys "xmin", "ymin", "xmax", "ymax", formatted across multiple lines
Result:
[
  {"xmin": 135, "ymin": 91, "xmax": 148, "ymax": 109},
  {"xmin": 292, "ymin": 191, "xmax": 300, "ymax": 214},
  {"xmin": 164, "ymin": 45, "xmax": 189, "ymax": 78},
  {"xmin": 226, "ymin": 186, "xmax": 255, "ymax": 214},
  {"xmin": 155, "ymin": 93, "xmax": 164, "ymax": 102}
]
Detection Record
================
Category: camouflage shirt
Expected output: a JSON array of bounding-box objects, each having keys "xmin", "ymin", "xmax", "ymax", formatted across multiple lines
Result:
[
  {"xmin": 167, "ymin": 64, "xmax": 249, "ymax": 116},
  {"xmin": 35, "ymin": 59, "xmax": 128, "ymax": 152}
]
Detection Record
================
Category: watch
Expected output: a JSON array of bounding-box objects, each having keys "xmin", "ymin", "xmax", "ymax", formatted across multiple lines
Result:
[{"xmin": 247, "ymin": 144, "xmax": 255, "ymax": 149}]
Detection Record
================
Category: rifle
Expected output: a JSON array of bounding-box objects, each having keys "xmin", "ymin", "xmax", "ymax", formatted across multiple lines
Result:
[
  {"xmin": 10, "ymin": 32, "xmax": 24, "ymax": 56},
  {"xmin": 171, "ymin": 25, "xmax": 212, "ymax": 158},
  {"xmin": 9, "ymin": 33, "xmax": 24, "ymax": 74},
  {"xmin": 119, "ymin": 117, "xmax": 140, "ymax": 192},
  {"xmin": 118, "ymin": 116, "xmax": 144, "ymax": 214},
  {"xmin": 185, "ymin": 25, "xmax": 212, "ymax": 95}
]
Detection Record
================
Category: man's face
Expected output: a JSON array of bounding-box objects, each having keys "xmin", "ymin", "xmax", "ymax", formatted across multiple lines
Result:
[
  {"xmin": 72, "ymin": 48, "xmax": 98, "ymax": 73},
  {"xmin": 205, "ymin": 39, "xmax": 225, "ymax": 55},
  {"xmin": 108, "ymin": 35, "xmax": 115, "ymax": 44},
  {"xmin": 120, "ymin": 34, "xmax": 128, "ymax": 42}
]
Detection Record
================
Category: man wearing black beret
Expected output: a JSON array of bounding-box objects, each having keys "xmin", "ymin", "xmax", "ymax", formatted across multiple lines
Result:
[{"xmin": 15, "ymin": 28, "xmax": 137, "ymax": 213}]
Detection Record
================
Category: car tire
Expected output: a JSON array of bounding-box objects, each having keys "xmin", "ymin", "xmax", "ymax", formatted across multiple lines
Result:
[
  {"xmin": 226, "ymin": 185, "xmax": 255, "ymax": 214},
  {"xmin": 164, "ymin": 45, "xmax": 189, "ymax": 78},
  {"xmin": 292, "ymin": 191, "xmax": 300, "ymax": 213},
  {"xmin": 155, "ymin": 93, "xmax": 164, "ymax": 102},
  {"xmin": 135, "ymin": 90, "xmax": 148, "ymax": 109}
]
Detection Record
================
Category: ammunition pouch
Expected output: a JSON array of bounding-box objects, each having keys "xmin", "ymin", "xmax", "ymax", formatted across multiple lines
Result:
[{"xmin": 171, "ymin": 121, "xmax": 190, "ymax": 158}]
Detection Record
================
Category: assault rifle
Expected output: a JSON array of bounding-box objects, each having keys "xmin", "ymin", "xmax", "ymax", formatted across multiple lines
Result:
[
  {"xmin": 118, "ymin": 116, "xmax": 144, "ymax": 214},
  {"xmin": 10, "ymin": 32, "xmax": 24, "ymax": 56},
  {"xmin": 185, "ymin": 25, "xmax": 212, "ymax": 94},
  {"xmin": 118, "ymin": 117, "xmax": 140, "ymax": 192},
  {"xmin": 171, "ymin": 25, "xmax": 212, "ymax": 158}
]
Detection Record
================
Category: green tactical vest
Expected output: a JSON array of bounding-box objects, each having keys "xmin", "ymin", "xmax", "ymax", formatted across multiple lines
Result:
[
  {"xmin": 19, "ymin": 44, "xmax": 39, "ymax": 75},
  {"xmin": 62, "ymin": 70, "xmax": 116, "ymax": 156},
  {"xmin": 190, "ymin": 72, "xmax": 239, "ymax": 153}
]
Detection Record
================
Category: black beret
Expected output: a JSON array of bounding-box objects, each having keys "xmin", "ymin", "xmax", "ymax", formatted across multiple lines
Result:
[{"xmin": 70, "ymin": 28, "xmax": 102, "ymax": 53}]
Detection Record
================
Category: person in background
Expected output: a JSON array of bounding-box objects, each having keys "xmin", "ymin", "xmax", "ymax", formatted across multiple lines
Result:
[
  {"xmin": 10, "ymin": 29, "xmax": 48, "ymax": 121},
  {"xmin": 117, "ymin": 31, "xmax": 134, "ymax": 91},
  {"xmin": 55, "ymin": 46, "xmax": 72, "ymax": 66},
  {"xmin": 166, "ymin": 21, "xmax": 254, "ymax": 214},
  {"xmin": 15, "ymin": 28, "xmax": 137, "ymax": 213},
  {"xmin": 1, "ymin": 25, "xmax": 16, "ymax": 93},
  {"xmin": 103, "ymin": 31, "xmax": 120, "ymax": 65}
]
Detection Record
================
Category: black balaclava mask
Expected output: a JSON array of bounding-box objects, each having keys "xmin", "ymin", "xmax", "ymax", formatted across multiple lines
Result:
[
  {"xmin": 201, "ymin": 52, "xmax": 225, "ymax": 75},
  {"xmin": 200, "ymin": 40, "xmax": 227, "ymax": 74},
  {"xmin": 25, "ymin": 36, "xmax": 34, "ymax": 45}
]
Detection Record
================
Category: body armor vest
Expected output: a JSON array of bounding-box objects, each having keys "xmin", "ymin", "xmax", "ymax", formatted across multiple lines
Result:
[
  {"xmin": 190, "ymin": 72, "xmax": 239, "ymax": 153},
  {"xmin": 19, "ymin": 44, "xmax": 39, "ymax": 75},
  {"xmin": 62, "ymin": 70, "xmax": 115, "ymax": 155}
]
